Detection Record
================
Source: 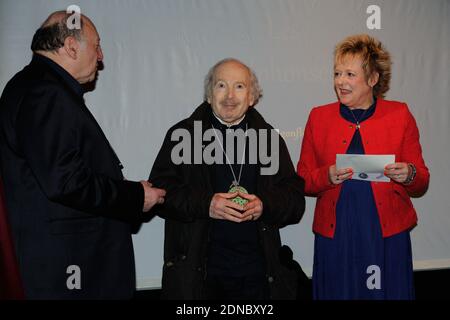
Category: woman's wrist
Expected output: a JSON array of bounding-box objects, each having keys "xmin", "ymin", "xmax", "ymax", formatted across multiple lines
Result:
[{"xmin": 403, "ymin": 163, "xmax": 416, "ymax": 185}]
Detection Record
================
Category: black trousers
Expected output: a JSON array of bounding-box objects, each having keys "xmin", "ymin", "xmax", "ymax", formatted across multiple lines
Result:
[{"xmin": 204, "ymin": 274, "xmax": 269, "ymax": 300}]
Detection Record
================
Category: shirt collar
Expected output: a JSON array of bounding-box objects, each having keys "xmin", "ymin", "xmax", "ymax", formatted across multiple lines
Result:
[{"xmin": 211, "ymin": 111, "xmax": 246, "ymax": 128}]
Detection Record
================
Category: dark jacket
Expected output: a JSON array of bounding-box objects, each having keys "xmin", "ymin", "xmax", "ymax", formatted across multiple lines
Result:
[
  {"xmin": 150, "ymin": 102, "xmax": 305, "ymax": 299},
  {"xmin": 0, "ymin": 55, "xmax": 144, "ymax": 299}
]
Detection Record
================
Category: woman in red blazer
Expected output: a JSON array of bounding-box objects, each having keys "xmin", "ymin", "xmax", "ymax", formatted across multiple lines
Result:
[{"xmin": 297, "ymin": 34, "xmax": 429, "ymax": 299}]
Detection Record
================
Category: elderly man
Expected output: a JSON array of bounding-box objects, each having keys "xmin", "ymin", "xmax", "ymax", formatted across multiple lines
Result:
[
  {"xmin": 0, "ymin": 11, "xmax": 165, "ymax": 299},
  {"xmin": 150, "ymin": 58, "xmax": 305, "ymax": 300}
]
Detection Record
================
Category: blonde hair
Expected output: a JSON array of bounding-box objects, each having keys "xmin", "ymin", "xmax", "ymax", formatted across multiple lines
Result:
[{"xmin": 334, "ymin": 34, "xmax": 391, "ymax": 98}]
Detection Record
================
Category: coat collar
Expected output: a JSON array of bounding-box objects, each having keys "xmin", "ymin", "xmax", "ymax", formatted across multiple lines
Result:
[
  {"xmin": 329, "ymin": 98, "xmax": 389, "ymax": 123},
  {"xmin": 31, "ymin": 54, "xmax": 85, "ymax": 99}
]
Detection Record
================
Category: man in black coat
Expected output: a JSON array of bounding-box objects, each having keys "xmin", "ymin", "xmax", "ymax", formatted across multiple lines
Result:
[
  {"xmin": 150, "ymin": 58, "xmax": 305, "ymax": 299},
  {"xmin": 0, "ymin": 11, "xmax": 166, "ymax": 299}
]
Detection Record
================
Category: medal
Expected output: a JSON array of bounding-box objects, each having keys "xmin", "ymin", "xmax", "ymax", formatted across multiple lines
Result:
[{"xmin": 228, "ymin": 184, "xmax": 249, "ymax": 206}]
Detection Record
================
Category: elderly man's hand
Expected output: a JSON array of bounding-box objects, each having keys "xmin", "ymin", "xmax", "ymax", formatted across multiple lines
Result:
[
  {"xmin": 140, "ymin": 181, "xmax": 166, "ymax": 212},
  {"xmin": 209, "ymin": 192, "xmax": 249, "ymax": 223},
  {"xmin": 239, "ymin": 192, "xmax": 263, "ymax": 221}
]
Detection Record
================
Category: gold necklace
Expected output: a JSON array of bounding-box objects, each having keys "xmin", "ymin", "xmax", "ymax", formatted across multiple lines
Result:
[{"xmin": 348, "ymin": 107, "xmax": 369, "ymax": 129}]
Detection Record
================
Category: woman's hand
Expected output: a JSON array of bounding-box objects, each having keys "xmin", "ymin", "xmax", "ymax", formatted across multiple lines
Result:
[
  {"xmin": 329, "ymin": 164, "xmax": 353, "ymax": 185},
  {"xmin": 384, "ymin": 162, "xmax": 410, "ymax": 184}
]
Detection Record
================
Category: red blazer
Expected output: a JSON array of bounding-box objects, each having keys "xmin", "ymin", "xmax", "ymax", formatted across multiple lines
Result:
[{"xmin": 297, "ymin": 99, "xmax": 429, "ymax": 238}]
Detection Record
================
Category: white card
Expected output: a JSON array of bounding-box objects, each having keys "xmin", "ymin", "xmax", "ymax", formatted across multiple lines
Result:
[{"xmin": 336, "ymin": 154, "xmax": 395, "ymax": 182}]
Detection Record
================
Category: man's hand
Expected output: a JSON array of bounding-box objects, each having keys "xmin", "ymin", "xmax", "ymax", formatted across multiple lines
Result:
[
  {"xmin": 209, "ymin": 192, "xmax": 247, "ymax": 223},
  {"xmin": 239, "ymin": 192, "xmax": 263, "ymax": 221},
  {"xmin": 140, "ymin": 181, "xmax": 166, "ymax": 212}
]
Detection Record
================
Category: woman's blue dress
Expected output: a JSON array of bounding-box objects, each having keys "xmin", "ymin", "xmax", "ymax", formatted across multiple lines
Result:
[{"xmin": 313, "ymin": 102, "xmax": 415, "ymax": 300}]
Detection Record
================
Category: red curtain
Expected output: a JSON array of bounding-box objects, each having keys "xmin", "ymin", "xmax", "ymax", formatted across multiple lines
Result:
[{"xmin": 0, "ymin": 177, "xmax": 24, "ymax": 299}]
